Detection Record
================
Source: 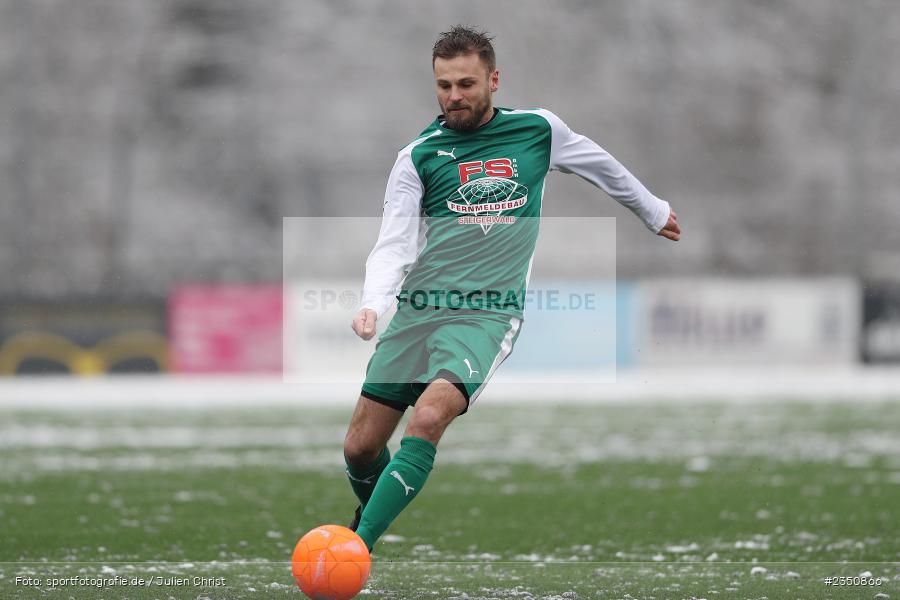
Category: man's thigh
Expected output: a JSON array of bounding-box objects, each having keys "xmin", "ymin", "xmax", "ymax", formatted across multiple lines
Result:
[{"xmin": 344, "ymin": 395, "xmax": 404, "ymax": 454}]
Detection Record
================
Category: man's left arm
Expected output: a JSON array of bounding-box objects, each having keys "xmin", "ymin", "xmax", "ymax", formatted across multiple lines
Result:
[{"xmin": 539, "ymin": 110, "xmax": 681, "ymax": 241}]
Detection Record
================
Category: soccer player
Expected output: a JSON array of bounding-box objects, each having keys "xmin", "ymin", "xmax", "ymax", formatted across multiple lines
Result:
[{"xmin": 343, "ymin": 26, "xmax": 681, "ymax": 552}]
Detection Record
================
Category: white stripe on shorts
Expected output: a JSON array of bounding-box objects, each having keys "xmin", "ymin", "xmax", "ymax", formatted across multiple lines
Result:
[{"xmin": 469, "ymin": 316, "xmax": 521, "ymax": 405}]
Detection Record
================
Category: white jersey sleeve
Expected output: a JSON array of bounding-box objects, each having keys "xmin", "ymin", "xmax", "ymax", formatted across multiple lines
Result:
[
  {"xmin": 360, "ymin": 146, "xmax": 426, "ymax": 318},
  {"xmin": 537, "ymin": 109, "xmax": 670, "ymax": 233}
]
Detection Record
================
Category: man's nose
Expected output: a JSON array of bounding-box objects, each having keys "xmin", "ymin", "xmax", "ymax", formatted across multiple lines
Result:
[{"xmin": 449, "ymin": 86, "xmax": 464, "ymax": 103}]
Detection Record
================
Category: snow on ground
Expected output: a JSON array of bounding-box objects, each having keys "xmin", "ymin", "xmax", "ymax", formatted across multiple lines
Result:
[
  {"xmin": 1, "ymin": 401, "xmax": 899, "ymax": 475},
  {"xmin": 1, "ymin": 366, "xmax": 900, "ymax": 408}
]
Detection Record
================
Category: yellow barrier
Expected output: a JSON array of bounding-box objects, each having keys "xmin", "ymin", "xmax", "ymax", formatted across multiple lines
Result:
[{"xmin": 0, "ymin": 330, "xmax": 169, "ymax": 375}]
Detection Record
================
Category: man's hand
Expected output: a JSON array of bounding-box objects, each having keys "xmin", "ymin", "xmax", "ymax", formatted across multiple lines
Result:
[
  {"xmin": 657, "ymin": 209, "xmax": 681, "ymax": 241},
  {"xmin": 351, "ymin": 308, "xmax": 378, "ymax": 340}
]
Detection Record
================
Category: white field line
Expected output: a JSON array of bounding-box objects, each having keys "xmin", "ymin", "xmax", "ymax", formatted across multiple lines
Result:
[{"xmin": 0, "ymin": 367, "xmax": 899, "ymax": 408}]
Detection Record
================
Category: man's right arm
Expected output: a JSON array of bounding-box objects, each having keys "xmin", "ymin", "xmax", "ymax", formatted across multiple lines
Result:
[{"xmin": 353, "ymin": 149, "xmax": 424, "ymax": 340}]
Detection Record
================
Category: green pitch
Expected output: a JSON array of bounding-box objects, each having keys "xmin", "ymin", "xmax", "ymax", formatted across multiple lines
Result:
[{"xmin": 1, "ymin": 399, "xmax": 898, "ymax": 599}]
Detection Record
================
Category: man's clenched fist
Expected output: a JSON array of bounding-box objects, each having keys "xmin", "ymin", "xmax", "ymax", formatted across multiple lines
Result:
[
  {"xmin": 351, "ymin": 308, "xmax": 377, "ymax": 340},
  {"xmin": 657, "ymin": 209, "xmax": 681, "ymax": 241}
]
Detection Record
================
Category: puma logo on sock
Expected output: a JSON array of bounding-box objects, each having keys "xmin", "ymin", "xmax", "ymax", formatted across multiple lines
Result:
[{"xmin": 389, "ymin": 470, "xmax": 415, "ymax": 496}]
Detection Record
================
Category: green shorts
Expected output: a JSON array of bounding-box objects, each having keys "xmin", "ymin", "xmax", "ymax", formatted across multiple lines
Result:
[{"xmin": 361, "ymin": 304, "xmax": 523, "ymax": 413}]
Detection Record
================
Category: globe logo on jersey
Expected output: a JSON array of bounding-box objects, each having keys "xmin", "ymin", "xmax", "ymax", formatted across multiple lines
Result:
[{"xmin": 446, "ymin": 177, "xmax": 529, "ymax": 234}]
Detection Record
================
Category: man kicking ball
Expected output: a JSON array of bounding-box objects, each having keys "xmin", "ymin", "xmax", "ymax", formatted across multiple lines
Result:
[{"xmin": 343, "ymin": 25, "xmax": 681, "ymax": 551}]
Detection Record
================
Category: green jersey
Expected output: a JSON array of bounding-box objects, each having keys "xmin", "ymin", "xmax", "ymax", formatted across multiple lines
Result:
[{"xmin": 361, "ymin": 107, "xmax": 670, "ymax": 319}]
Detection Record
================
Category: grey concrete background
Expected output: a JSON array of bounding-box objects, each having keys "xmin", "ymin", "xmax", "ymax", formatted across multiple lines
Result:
[{"xmin": 1, "ymin": 0, "xmax": 898, "ymax": 297}]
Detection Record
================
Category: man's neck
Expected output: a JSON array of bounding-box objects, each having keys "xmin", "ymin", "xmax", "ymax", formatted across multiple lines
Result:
[{"xmin": 476, "ymin": 106, "xmax": 497, "ymax": 128}]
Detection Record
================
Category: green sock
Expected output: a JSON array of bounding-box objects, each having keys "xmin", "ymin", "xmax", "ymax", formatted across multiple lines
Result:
[
  {"xmin": 356, "ymin": 436, "xmax": 436, "ymax": 551},
  {"xmin": 345, "ymin": 446, "xmax": 391, "ymax": 508}
]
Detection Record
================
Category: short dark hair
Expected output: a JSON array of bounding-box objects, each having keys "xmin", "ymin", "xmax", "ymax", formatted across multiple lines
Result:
[{"xmin": 432, "ymin": 25, "xmax": 496, "ymax": 72}]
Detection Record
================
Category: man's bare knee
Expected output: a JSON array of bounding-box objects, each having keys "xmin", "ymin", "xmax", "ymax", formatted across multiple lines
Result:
[
  {"xmin": 343, "ymin": 435, "xmax": 383, "ymax": 467},
  {"xmin": 406, "ymin": 402, "xmax": 461, "ymax": 444},
  {"xmin": 404, "ymin": 379, "xmax": 467, "ymax": 443},
  {"xmin": 342, "ymin": 395, "xmax": 403, "ymax": 466}
]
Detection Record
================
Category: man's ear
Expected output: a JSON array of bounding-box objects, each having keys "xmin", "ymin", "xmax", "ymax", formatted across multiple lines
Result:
[{"xmin": 490, "ymin": 69, "xmax": 499, "ymax": 93}]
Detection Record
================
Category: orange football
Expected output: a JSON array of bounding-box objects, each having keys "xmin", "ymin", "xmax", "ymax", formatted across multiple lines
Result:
[{"xmin": 292, "ymin": 524, "xmax": 371, "ymax": 600}]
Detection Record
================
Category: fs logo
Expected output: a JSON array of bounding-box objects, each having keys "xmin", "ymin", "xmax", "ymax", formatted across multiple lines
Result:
[
  {"xmin": 445, "ymin": 156, "xmax": 527, "ymax": 234},
  {"xmin": 458, "ymin": 158, "xmax": 515, "ymax": 184}
]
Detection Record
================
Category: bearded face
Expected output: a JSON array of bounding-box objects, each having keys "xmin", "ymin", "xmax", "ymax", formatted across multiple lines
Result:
[{"xmin": 433, "ymin": 53, "xmax": 499, "ymax": 131}]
